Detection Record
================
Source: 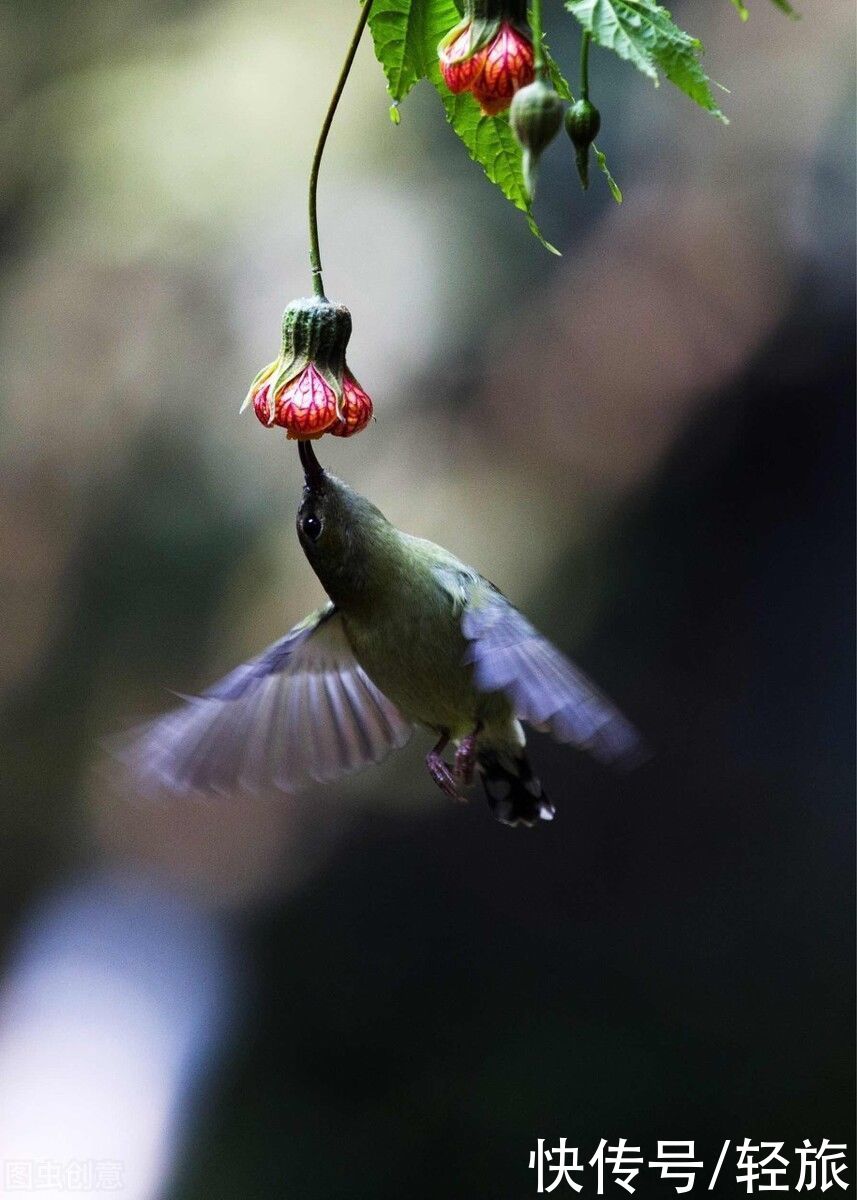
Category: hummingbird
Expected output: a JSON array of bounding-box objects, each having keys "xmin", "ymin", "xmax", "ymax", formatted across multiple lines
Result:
[{"xmin": 129, "ymin": 442, "xmax": 642, "ymax": 826}]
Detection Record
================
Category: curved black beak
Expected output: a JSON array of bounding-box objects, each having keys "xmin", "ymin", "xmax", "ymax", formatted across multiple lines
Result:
[{"xmin": 298, "ymin": 440, "xmax": 325, "ymax": 492}]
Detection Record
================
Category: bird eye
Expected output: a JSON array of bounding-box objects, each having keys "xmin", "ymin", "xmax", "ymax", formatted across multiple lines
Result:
[{"xmin": 302, "ymin": 513, "xmax": 322, "ymax": 541}]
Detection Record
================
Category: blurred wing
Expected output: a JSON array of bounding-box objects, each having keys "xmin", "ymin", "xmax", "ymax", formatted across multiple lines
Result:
[
  {"xmin": 124, "ymin": 605, "xmax": 413, "ymax": 796},
  {"xmin": 461, "ymin": 590, "xmax": 643, "ymax": 765}
]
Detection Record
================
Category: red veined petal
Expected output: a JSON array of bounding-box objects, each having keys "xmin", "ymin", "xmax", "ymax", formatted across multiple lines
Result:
[
  {"xmin": 439, "ymin": 24, "xmax": 486, "ymax": 94},
  {"xmin": 253, "ymin": 381, "xmax": 275, "ymax": 426},
  {"xmin": 274, "ymin": 365, "xmax": 339, "ymax": 440},
  {"xmin": 328, "ymin": 372, "xmax": 373, "ymax": 438},
  {"xmin": 471, "ymin": 23, "xmax": 534, "ymax": 115}
]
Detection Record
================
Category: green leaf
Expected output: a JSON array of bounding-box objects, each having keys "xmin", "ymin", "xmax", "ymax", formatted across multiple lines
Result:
[
  {"xmin": 428, "ymin": 26, "xmax": 571, "ymax": 249},
  {"xmin": 564, "ymin": 0, "xmax": 727, "ymax": 121},
  {"xmin": 366, "ymin": 0, "xmax": 561, "ymax": 249},
  {"xmin": 438, "ymin": 90, "xmax": 559, "ymax": 253},
  {"xmin": 367, "ymin": 0, "xmax": 461, "ymax": 104},
  {"xmin": 729, "ymin": 0, "xmax": 750, "ymax": 20},
  {"xmin": 544, "ymin": 43, "xmax": 573, "ymax": 101},
  {"xmin": 594, "ymin": 145, "xmax": 622, "ymax": 202}
]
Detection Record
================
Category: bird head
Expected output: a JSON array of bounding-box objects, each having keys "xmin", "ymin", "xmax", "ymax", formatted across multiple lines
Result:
[{"xmin": 296, "ymin": 441, "xmax": 391, "ymax": 607}]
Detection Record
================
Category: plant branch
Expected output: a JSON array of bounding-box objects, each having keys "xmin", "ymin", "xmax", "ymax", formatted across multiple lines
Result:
[
  {"xmin": 579, "ymin": 30, "xmax": 591, "ymax": 100},
  {"xmin": 308, "ymin": 0, "xmax": 373, "ymax": 299},
  {"xmin": 530, "ymin": 0, "xmax": 545, "ymax": 76}
]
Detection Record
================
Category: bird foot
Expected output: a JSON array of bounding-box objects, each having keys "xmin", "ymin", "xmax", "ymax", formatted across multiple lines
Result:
[
  {"xmin": 426, "ymin": 737, "xmax": 468, "ymax": 803},
  {"xmin": 454, "ymin": 724, "xmax": 482, "ymax": 787}
]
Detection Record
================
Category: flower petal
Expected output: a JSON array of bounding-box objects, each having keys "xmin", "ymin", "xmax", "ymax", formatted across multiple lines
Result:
[
  {"xmin": 243, "ymin": 360, "xmax": 277, "ymax": 415},
  {"xmin": 328, "ymin": 372, "xmax": 373, "ymax": 438},
  {"xmin": 253, "ymin": 381, "xmax": 276, "ymax": 427},
  {"xmin": 439, "ymin": 23, "xmax": 486, "ymax": 94},
  {"xmin": 470, "ymin": 24, "xmax": 534, "ymax": 116},
  {"xmin": 276, "ymin": 364, "xmax": 339, "ymax": 440}
]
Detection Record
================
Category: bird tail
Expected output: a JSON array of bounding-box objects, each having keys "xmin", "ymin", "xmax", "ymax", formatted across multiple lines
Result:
[{"xmin": 477, "ymin": 747, "xmax": 555, "ymax": 828}]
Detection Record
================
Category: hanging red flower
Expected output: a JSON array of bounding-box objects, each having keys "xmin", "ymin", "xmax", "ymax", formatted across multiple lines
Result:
[
  {"xmin": 243, "ymin": 298, "xmax": 373, "ymax": 441},
  {"xmin": 438, "ymin": 1, "xmax": 534, "ymax": 117}
]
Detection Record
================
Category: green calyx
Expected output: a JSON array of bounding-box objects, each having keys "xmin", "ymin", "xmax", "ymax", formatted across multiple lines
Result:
[
  {"xmin": 565, "ymin": 99, "xmax": 601, "ymax": 191},
  {"xmin": 273, "ymin": 296, "xmax": 352, "ymax": 400},
  {"xmin": 510, "ymin": 80, "xmax": 564, "ymax": 198}
]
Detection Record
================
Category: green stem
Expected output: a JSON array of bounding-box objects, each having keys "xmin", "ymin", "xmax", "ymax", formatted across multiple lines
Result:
[
  {"xmin": 579, "ymin": 30, "xmax": 591, "ymax": 101},
  {"xmin": 530, "ymin": 0, "xmax": 545, "ymax": 77},
  {"xmin": 308, "ymin": 0, "xmax": 373, "ymax": 300}
]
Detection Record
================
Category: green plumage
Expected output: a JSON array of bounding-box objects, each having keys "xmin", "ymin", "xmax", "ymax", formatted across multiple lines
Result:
[
  {"xmin": 130, "ymin": 447, "xmax": 640, "ymax": 827},
  {"xmin": 299, "ymin": 476, "xmax": 516, "ymax": 748}
]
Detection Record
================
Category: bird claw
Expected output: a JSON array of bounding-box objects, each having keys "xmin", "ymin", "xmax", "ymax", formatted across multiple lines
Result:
[
  {"xmin": 454, "ymin": 729, "xmax": 480, "ymax": 786},
  {"xmin": 426, "ymin": 724, "xmax": 483, "ymax": 803},
  {"xmin": 426, "ymin": 749, "xmax": 468, "ymax": 803}
]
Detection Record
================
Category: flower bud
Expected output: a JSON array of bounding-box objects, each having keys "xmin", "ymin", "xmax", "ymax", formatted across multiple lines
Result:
[
  {"xmin": 565, "ymin": 98, "xmax": 601, "ymax": 190},
  {"xmin": 565, "ymin": 98, "xmax": 601, "ymax": 149},
  {"xmin": 510, "ymin": 79, "xmax": 564, "ymax": 198},
  {"xmin": 242, "ymin": 297, "xmax": 373, "ymax": 441}
]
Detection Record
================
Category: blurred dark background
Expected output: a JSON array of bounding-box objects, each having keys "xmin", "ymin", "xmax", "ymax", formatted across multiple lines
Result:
[{"xmin": 0, "ymin": 2, "xmax": 853, "ymax": 1197}]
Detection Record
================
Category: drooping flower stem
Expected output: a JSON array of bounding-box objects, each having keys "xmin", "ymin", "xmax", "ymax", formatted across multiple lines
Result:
[
  {"xmin": 530, "ymin": 0, "xmax": 545, "ymax": 79},
  {"xmin": 308, "ymin": 0, "xmax": 373, "ymax": 300},
  {"xmin": 579, "ymin": 30, "xmax": 592, "ymax": 101}
]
